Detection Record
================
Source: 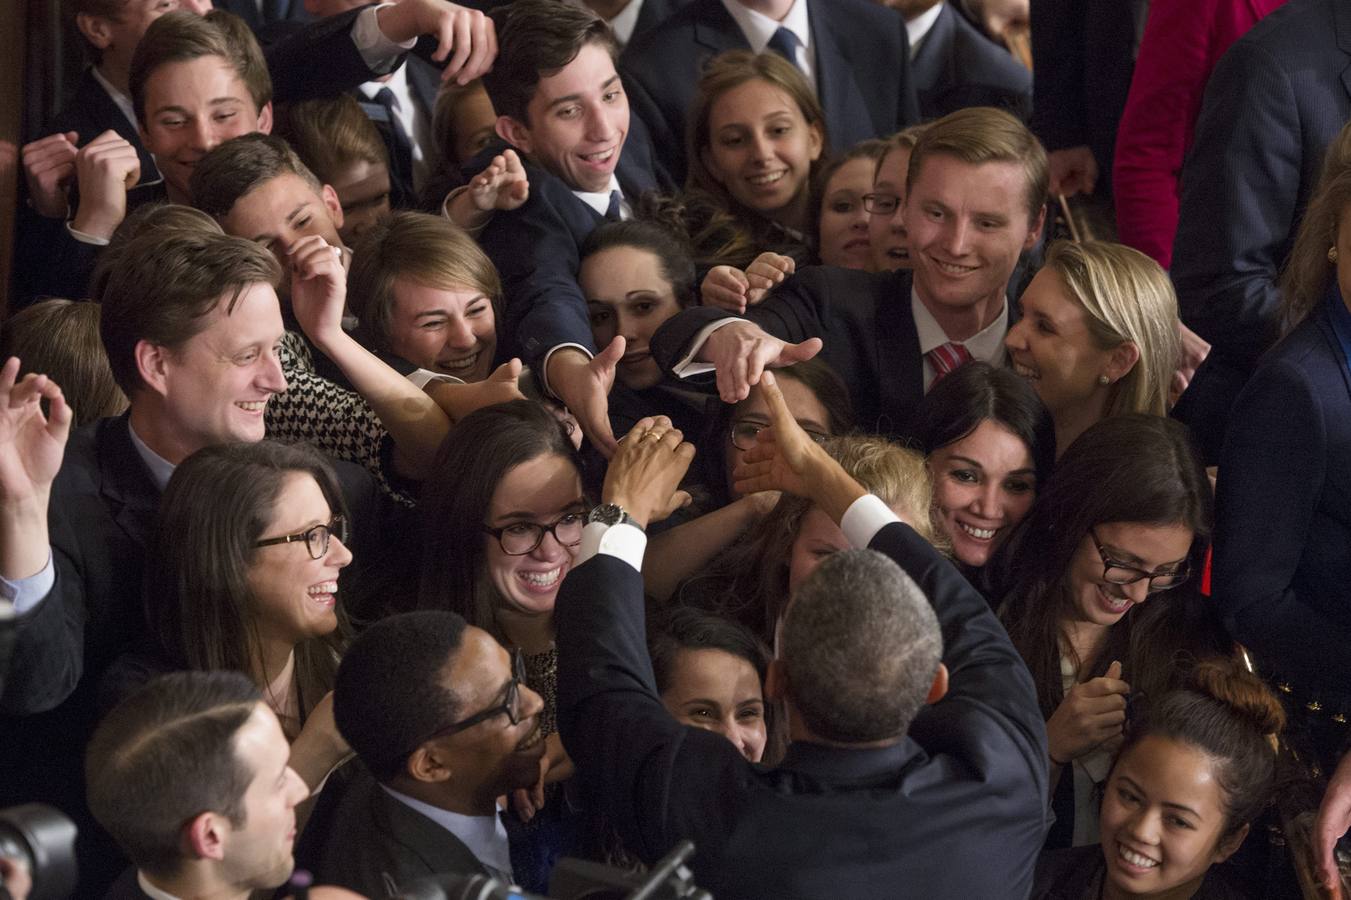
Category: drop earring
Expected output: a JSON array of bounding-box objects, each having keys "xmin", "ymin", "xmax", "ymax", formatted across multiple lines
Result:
[{"xmin": 1330, "ymin": 246, "xmax": 1339, "ymax": 263}]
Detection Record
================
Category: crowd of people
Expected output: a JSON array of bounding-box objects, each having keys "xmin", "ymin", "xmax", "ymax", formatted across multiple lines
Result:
[{"xmin": 3, "ymin": 0, "xmax": 1350, "ymax": 898}]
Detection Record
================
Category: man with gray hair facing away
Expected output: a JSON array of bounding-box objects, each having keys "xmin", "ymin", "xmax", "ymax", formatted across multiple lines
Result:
[{"xmin": 555, "ymin": 371, "xmax": 1048, "ymax": 899}]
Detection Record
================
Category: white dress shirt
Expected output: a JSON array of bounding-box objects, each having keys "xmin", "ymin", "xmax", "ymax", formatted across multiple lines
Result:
[
  {"xmin": 356, "ymin": 63, "xmax": 433, "ymax": 192},
  {"xmin": 911, "ymin": 287, "xmax": 1009, "ymax": 392},
  {"xmin": 381, "ymin": 786, "xmax": 515, "ymax": 880},
  {"xmin": 719, "ymin": 0, "xmax": 817, "ymax": 94}
]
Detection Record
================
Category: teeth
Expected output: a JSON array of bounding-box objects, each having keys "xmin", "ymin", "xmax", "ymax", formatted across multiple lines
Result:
[
  {"xmin": 520, "ymin": 568, "xmax": 561, "ymax": 587},
  {"xmin": 747, "ymin": 170, "xmax": 786, "ymax": 186},
  {"xmin": 1099, "ymin": 586, "xmax": 1131, "ymax": 614},
  {"xmin": 1012, "ymin": 362, "xmax": 1038, "ymax": 379},
  {"xmin": 958, "ymin": 522, "xmax": 997, "ymax": 540},
  {"xmin": 581, "ymin": 148, "xmax": 614, "ymax": 162},
  {"xmin": 517, "ymin": 724, "xmax": 543, "ymax": 751},
  {"xmin": 439, "ymin": 350, "xmax": 479, "ymax": 374},
  {"xmin": 936, "ymin": 260, "xmax": 976, "ymax": 275},
  {"xmin": 307, "ymin": 582, "xmax": 337, "ymax": 596},
  {"xmin": 236, "ymin": 400, "xmax": 267, "ymax": 411},
  {"xmin": 1118, "ymin": 844, "xmax": 1158, "ymax": 869}
]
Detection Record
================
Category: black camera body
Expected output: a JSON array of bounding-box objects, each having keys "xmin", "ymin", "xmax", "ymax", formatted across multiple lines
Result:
[{"xmin": 0, "ymin": 804, "xmax": 78, "ymax": 900}]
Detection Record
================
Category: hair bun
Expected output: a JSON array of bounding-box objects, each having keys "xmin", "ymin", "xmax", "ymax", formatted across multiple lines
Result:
[{"xmin": 1189, "ymin": 659, "xmax": 1286, "ymax": 737}]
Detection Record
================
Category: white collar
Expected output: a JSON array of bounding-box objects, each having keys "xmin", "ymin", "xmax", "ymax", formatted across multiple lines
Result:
[
  {"xmin": 909, "ymin": 285, "xmax": 1009, "ymax": 364},
  {"xmin": 126, "ymin": 418, "xmax": 177, "ymax": 492},
  {"xmin": 381, "ymin": 785, "xmax": 514, "ymax": 878},
  {"xmin": 137, "ymin": 872, "xmax": 184, "ymax": 900},
  {"xmin": 92, "ymin": 66, "xmax": 137, "ymax": 131},
  {"xmin": 572, "ymin": 174, "xmax": 624, "ymax": 217},
  {"xmin": 358, "ymin": 63, "xmax": 408, "ymax": 100},
  {"xmin": 607, "ymin": 0, "xmax": 645, "ymax": 47},
  {"xmin": 720, "ymin": 0, "xmax": 811, "ymax": 54},
  {"xmin": 906, "ymin": 3, "xmax": 945, "ymax": 57}
]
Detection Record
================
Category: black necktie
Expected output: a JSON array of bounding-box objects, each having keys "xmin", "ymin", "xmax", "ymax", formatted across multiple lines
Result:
[
  {"xmin": 767, "ymin": 27, "xmax": 800, "ymax": 70},
  {"xmin": 605, "ymin": 189, "xmax": 623, "ymax": 222},
  {"xmin": 373, "ymin": 86, "xmax": 414, "ymax": 173}
]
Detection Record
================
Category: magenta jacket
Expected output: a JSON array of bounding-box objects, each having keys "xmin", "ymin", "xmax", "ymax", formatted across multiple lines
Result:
[{"xmin": 1113, "ymin": 0, "xmax": 1287, "ymax": 268}]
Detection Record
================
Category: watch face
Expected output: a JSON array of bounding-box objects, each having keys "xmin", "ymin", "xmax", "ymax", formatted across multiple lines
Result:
[{"xmin": 590, "ymin": 503, "xmax": 623, "ymax": 526}]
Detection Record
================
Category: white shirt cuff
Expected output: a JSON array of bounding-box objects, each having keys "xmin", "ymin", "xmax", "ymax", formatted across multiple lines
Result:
[
  {"xmin": 671, "ymin": 317, "xmax": 747, "ymax": 377},
  {"xmin": 539, "ymin": 343, "xmax": 594, "ymax": 398},
  {"xmin": 0, "ymin": 551, "xmax": 56, "ymax": 616},
  {"xmin": 354, "ymin": 3, "xmax": 417, "ymax": 72},
  {"xmin": 576, "ymin": 521, "xmax": 647, "ymax": 572},
  {"xmin": 840, "ymin": 494, "xmax": 899, "ymax": 550},
  {"xmin": 66, "ymin": 222, "xmax": 110, "ymax": 246}
]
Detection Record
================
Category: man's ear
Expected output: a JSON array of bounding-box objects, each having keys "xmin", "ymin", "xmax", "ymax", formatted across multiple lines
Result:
[
  {"xmin": 1024, "ymin": 202, "xmax": 1047, "ymax": 250},
  {"xmin": 496, "ymin": 115, "xmax": 531, "ymax": 156},
  {"xmin": 1103, "ymin": 340, "xmax": 1141, "ymax": 385},
  {"xmin": 184, "ymin": 810, "xmax": 228, "ymax": 862},
  {"xmin": 76, "ymin": 12, "xmax": 114, "ymax": 51},
  {"xmin": 135, "ymin": 340, "xmax": 172, "ymax": 399},
  {"xmin": 406, "ymin": 742, "xmax": 454, "ymax": 785},
  {"xmin": 926, "ymin": 663, "xmax": 949, "ymax": 705},
  {"xmin": 764, "ymin": 657, "xmax": 787, "ymax": 703},
  {"xmin": 256, "ymin": 101, "xmax": 274, "ymax": 136},
  {"xmin": 320, "ymin": 184, "xmax": 345, "ymax": 232}
]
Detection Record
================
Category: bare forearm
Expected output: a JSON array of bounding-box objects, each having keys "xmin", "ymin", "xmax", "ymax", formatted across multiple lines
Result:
[
  {"xmin": 644, "ymin": 496, "xmax": 766, "ymax": 601},
  {"xmin": 0, "ymin": 496, "xmax": 50, "ymax": 581}
]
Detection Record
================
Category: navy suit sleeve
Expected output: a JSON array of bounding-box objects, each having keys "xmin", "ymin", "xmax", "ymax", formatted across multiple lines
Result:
[
  {"xmin": 1214, "ymin": 349, "xmax": 1351, "ymax": 695},
  {"xmin": 865, "ymin": 522, "xmax": 1047, "ymax": 786},
  {"xmin": 10, "ymin": 210, "xmax": 102, "ymax": 305},
  {"xmin": 556, "ymin": 554, "xmax": 746, "ymax": 864},
  {"xmin": 264, "ymin": 6, "xmax": 390, "ymax": 103},
  {"xmin": 1170, "ymin": 38, "xmax": 1297, "ymax": 368},
  {"xmin": 478, "ymin": 186, "xmax": 599, "ymax": 367}
]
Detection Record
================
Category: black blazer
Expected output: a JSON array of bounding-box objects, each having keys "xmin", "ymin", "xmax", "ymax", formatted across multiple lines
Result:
[
  {"xmin": 102, "ymin": 868, "xmax": 155, "ymax": 900},
  {"xmin": 301, "ymin": 768, "xmax": 492, "ymax": 898},
  {"xmin": 619, "ymin": 0, "xmax": 920, "ymax": 183},
  {"xmin": 213, "ymin": 0, "xmax": 310, "ymax": 34},
  {"xmin": 1214, "ymin": 307, "xmax": 1351, "ymax": 704},
  {"xmin": 556, "ymin": 520, "xmax": 1048, "ymax": 899},
  {"xmin": 472, "ymin": 124, "xmax": 669, "ymax": 368},
  {"xmin": 652, "ymin": 265, "xmax": 1017, "ymax": 440},
  {"xmin": 912, "ymin": 3, "xmax": 1033, "ymax": 123},
  {"xmin": 1170, "ymin": 0, "xmax": 1351, "ymax": 456}
]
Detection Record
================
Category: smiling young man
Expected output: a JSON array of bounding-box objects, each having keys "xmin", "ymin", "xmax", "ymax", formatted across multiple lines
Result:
[
  {"xmin": 86, "ymin": 672, "xmax": 311, "ymax": 900},
  {"xmin": 304, "ymin": 611, "xmax": 546, "ymax": 896},
  {"xmin": 649, "ymin": 106, "xmax": 1047, "ymax": 440},
  {"xmin": 475, "ymin": 0, "xmax": 671, "ymax": 456}
]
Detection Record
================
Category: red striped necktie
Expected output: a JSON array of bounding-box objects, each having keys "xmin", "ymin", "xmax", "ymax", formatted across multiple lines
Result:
[{"xmin": 926, "ymin": 341, "xmax": 973, "ymax": 385}]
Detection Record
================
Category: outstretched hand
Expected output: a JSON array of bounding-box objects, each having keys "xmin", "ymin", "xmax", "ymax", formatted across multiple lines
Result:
[
  {"xmin": 469, "ymin": 149, "xmax": 529, "ymax": 212},
  {"xmin": 699, "ymin": 321, "xmax": 822, "ymax": 404},
  {"xmin": 425, "ymin": 358, "xmax": 526, "ymax": 421},
  {"xmin": 603, "ymin": 416, "xmax": 695, "ymax": 529},
  {"xmin": 547, "ymin": 340, "xmax": 623, "ymax": 458},
  {"xmin": 0, "ymin": 358, "xmax": 72, "ymax": 506}
]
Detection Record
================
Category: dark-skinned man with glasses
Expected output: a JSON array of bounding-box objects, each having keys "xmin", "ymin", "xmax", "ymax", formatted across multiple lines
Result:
[{"xmin": 303, "ymin": 610, "xmax": 547, "ymax": 898}]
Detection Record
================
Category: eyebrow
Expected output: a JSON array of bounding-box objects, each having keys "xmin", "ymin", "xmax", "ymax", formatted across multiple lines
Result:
[
  {"xmin": 492, "ymin": 499, "xmax": 587, "ymax": 524},
  {"xmin": 154, "ymin": 96, "xmax": 244, "ymax": 117},
  {"xmin": 412, "ymin": 296, "xmax": 488, "ymax": 320},
  {"xmin": 1119, "ymin": 776, "xmax": 1202, "ymax": 818},
  {"xmin": 947, "ymin": 455, "xmax": 1036, "ymax": 477},
  {"xmin": 545, "ymin": 74, "xmax": 620, "ymax": 111}
]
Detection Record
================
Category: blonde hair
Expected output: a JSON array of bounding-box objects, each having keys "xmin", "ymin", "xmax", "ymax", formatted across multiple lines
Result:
[
  {"xmin": 1280, "ymin": 122, "xmax": 1351, "ymax": 332},
  {"xmin": 347, "ymin": 211, "xmax": 502, "ymax": 355},
  {"xmin": 277, "ymin": 95, "xmax": 389, "ymax": 186},
  {"xmin": 830, "ymin": 435, "xmax": 946, "ymax": 552},
  {"xmin": 907, "ymin": 106, "xmax": 1047, "ymax": 225},
  {"xmin": 1043, "ymin": 240, "xmax": 1180, "ymax": 417}
]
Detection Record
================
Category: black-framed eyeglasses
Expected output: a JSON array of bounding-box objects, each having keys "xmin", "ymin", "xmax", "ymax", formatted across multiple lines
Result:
[
  {"xmin": 254, "ymin": 516, "xmax": 347, "ymax": 560},
  {"xmin": 482, "ymin": 511, "xmax": 587, "ymax": 556},
  {"xmin": 730, "ymin": 418, "xmax": 830, "ymax": 452},
  {"xmin": 1090, "ymin": 526, "xmax": 1190, "ymax": 594},
  {"xmin": 862, "ymin": 192, "xmax": 901, "ymax": 215},
  {"xmin": 423, "ymin": 648, "xmax": 528, "ymax": 743}
]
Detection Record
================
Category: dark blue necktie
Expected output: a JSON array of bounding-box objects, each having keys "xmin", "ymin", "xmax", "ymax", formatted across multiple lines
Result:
[
  {"xmin": 767, "ymin": 27, "xmax": 800, "ymax": 70},
  {"xmin": 605, "ymin": 189, "xmax": 623, "ymax": 222}
]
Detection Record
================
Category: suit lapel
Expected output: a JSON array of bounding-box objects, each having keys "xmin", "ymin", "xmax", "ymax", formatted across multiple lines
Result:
[
  {"xmin": 692, "ymin": 0, "xmax": 748, "ymax": 54},
  {"xmin": 372, "ymin": 785, "xmax": 491, "ymax": 879},
  {"xmin": 96, "ymin": 417, "xmax": 162, "ymax": 550},
  {"xmin": 874, "ymin": 270, "xmax": 924, "ymax": 436},
  {"xmin": 806, "ymin": 0, "xmax": 876, "ymax": 148},
  {"xmin": 76, "ymin": 70, "xmax": 161, "ymax": 184},
  {"xmin": 405, "ymin": 55, "xmax": 441, "ymax": 122},
  {"xmin": 910, "ymin": 4, "xmax": 956, "ymax": 98}
]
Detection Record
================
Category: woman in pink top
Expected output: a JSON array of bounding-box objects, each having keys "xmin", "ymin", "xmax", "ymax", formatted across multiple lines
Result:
[{"xmin": 1113, "ymin": 0, "xmax": 1287, "ymax": 269}]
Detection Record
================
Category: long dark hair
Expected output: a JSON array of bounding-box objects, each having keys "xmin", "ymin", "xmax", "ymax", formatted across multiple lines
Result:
[
  {"xmin": 995, "ymin": 415, "xmax": 1222, "ymax": 718},
  {"xmin": 580, "ymin": 218, "xmax": 698, "ymax": 308},
  {"xmin": 417, "ymin": 400, "xmax": 582, "ymax": 636},
  {"xmin": 143, "ymin": 441, "xmax": 349, "ymax": 724},
  {"xmin": 909, "ymin": 360, "xmax": 1056, "ymax": 488}
]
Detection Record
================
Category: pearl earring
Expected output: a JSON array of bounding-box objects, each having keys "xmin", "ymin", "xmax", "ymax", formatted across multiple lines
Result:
[
  {"xmin": 1330, "ymin": 246, "xmax": 1339, "ymax": 263},
  {"xmin": 1098, "ymin": 375, "xmax": 1110, "ymax": 386}
]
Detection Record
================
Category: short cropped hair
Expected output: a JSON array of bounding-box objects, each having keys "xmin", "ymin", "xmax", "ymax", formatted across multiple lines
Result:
[
  {"xmin": 276, "ymin": 95, "xmax": 389, "ymax": 187},
  {"xmin": 0, "ymin": 299, "xmax": 128, "ymax": 426},
  {"xmin": 782, "ymin": 549, "xmax": 942, "ymax": 743},
  {"xmin": 333, "ymin": 611, "xmax": 470, "ymax": 782},
  {"xmin": 907, "ymin": 106, "xmax": 1048, "ymax": 226},
  {"xmin": 483, "ymin": 0, "xmax": 617, "ymax": 124},
  {"xmin": 347, "ymin": 211, "xmax": 503, "ymax": 356},
  {"xmin": 86, "ymin": 671, "xmax": 261, "ymax": 877},
  {"xmin": 130, "ymin": 10, "xmax": 272, "ymax": 125},
  {"xmin": 98, "ymin": 222, "xmax": 281, "ymax": 396},
  {"xmin": 191, "ymin": 133, "xmax": 323, "ymax": 220}
]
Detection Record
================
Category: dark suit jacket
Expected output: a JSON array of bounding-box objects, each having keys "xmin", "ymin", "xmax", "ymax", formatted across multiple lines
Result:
[
  {"xmin": 1171, "ymin": 0, "xmax": 1351, "ymax": 457},
  {"xmin": 356, "ymin": 53, "xmax": 441, "ymax": 209},
  {"xmin": 651, "ymin": 265, "xmax": 1019, "ymax": 440},
  {"xmin": 619, "ymin": 0, "xmax": 920, "ymax": 183},
  {"xmin": 912, "ymin": 3, "xmax": 1033, "ymax": 122},
  {"xmin": 1214, "ymin": 306, "xmax": 1351, "ymax": 702},
  {"xmin": 302, "ymin": 768, "xmax": 491, "ymax": 898},
  {"xmin": 472, "ymin": 126, "xmax": 669, "ymax": 368},
  {"xmin": 556, "ymin": 520, "xmax": 1048, "ymax": 899},
  {"xmin": 103, "ymin": 868, "xmax": 155, "ymax": 900},
  {"xmin": 631, "ymin": 0, "xmax": 690, "ymax": 42},
  {"xmin": 49, "ymin": 69, "xmax": 159, "ymax": 184},
  {"xmin": 214, "ymin": 0, "xmax": 310, "ymax": 34}
]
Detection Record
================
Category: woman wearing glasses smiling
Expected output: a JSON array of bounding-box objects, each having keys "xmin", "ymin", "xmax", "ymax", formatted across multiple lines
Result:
[
  {"xmin": 992, "ymin": 415, "xmax": 1231, "ymax": 852},
  {"xmin": 104, "ymin": 441, "xmax": 354, "ymax": 797}
]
